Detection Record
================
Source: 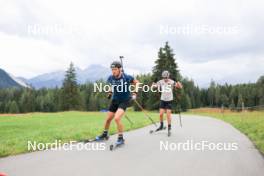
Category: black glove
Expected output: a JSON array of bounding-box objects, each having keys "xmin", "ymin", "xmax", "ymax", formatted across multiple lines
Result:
[{"xmin": 107, "ymin": 93, "xmax": 112, "ymax": 99}]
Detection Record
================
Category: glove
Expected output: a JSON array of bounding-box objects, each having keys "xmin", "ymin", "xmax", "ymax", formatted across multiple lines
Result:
[
  {"xmin": 175, "ymin": 82, "xmax": 183, "ymax": 89},
  {"xmin": 107, "ymin": 93, "xmax": 112, "ymax": 99},
  {"xmin": 152, "ymin": 82, "xmax": 157, "ymax": 87},
  {"xmin": 131, "ymin": 93, "xmax": 137, "ymax": 100}
]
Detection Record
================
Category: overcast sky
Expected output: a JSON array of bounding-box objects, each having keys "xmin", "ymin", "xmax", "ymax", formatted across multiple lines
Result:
[{"xmin": 0, "ymin": 0, "xmax": 263, "ymax": 87}]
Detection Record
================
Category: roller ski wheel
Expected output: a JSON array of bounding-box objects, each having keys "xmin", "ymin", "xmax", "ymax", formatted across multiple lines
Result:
[
  {"xmin": 110, "ymin": 139, "xmax": 125, "ymax": 151},
  {"xmin": 83, "ymin": 135, "xmax": 109, "ymax": 143},
  {"xmin": 149, "ymin": 126, "xmax": 167, "ymax": 134}
]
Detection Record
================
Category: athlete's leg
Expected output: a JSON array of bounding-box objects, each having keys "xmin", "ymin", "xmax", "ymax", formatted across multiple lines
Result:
[
  {"xmin": 155, "ymin": 108, "xmax": 165, "ymax": 131},
  {"xmin": 158, "ymin": 100, "xmax": 166, "ymax": 128},
  {"xmin": 166, "ymin": 109, "xmax": 172, "ymax": 129},
  {"xmin": 104, "ymin": 111, "xmax": 115, "ymax": 130},
  {"xmin": 159, "ymin": 108, "xmax": 165, "ymax": 122},
  {"xmin": 114, "ymin": 108, "xmax": 126, "ymax": 144},
  {"xmin": 114, "ymin": 108, "xmax": 125, "ymax": 134},
  {"xmin": 96, "ymin": 101, "xmax": 117, "ymax": 139}
]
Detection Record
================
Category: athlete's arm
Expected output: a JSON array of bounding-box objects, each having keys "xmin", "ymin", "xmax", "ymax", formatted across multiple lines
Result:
[
  {"xmin": 152, "ymin": 80, "xmax": 161, "ymax": 88},
  {"xmin": 132, "ymin": 79, "xmax": 140, "ymax": 94},
  {"xmin": 152, "ymin": 82, "xmax": 158, "ymax": 88},
  {"xmin": 107, "ymin": 87, "xmax": 112, "ymax": 99},
  {"xmin": 175, "ymin": 81, "xmax": 183, "ymax": 89},
  {"xmin": 130, "ymin": 79, "xmax": 139, "ymax": 100},
  {"xmin": 106, "ymin": 76, "xmax": 113, "ymax": 99}
]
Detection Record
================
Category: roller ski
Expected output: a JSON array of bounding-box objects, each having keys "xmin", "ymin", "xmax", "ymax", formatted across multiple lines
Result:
[
  {"xmin": 110, "ymin": 135, "xmax": 125, "ymax": 151},
  {"xmin": 149, "ymin": 125, "xmax": 167, "ymax": 134},
  {"xmin": 83, "ymin": 131, "xmax": 109, "ymax": 143}
]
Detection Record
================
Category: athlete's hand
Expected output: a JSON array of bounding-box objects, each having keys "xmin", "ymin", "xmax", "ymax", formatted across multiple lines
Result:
[
  {"xmin": 107, "ymin": 92, "xmax": 112, "ymax": 99},
  {"xmin": 175, "ymin": 82, "xmax": 183, "ymax": 89},
  {"xmin": 132, "ymin": 93, "xmax": 137, "ymax": 100},
  {"xmin": 152, "ymin": 82, "xmax": 157, "ymax": 87}
]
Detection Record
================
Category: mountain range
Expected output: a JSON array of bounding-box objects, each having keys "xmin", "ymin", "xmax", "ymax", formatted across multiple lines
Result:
[
  {"xmin": 0, "ymin": 68, "xmax": 23, "ymax": 88},
  {"xmin": 0, "ymin": 65, "xmax": 109, "ymax": 89}
]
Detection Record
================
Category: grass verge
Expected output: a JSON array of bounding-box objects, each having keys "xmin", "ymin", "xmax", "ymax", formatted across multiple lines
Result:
[
  {"xmin": 186, "ymin": 108, "xmax": 264, "ymax": 154},
  {"xmin": 0, "ymin": 111, "xmax": 158, "ymax": 157}
]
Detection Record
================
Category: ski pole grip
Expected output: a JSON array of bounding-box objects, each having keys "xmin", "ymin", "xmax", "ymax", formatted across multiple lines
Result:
[{"xmin": 107, "ymin": 93, "xmax": 112, "ymax": 99}]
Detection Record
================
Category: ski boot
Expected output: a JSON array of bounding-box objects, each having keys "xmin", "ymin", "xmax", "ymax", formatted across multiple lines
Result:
[
  {"xmin": 155, "ymin": 124, "xmax": 166, "ymax": 132},
  {"xmin": 95, "ymin": 131, "xmax": 109, "ymax": 141},
  {"xmin": 110, "ymin": 135, "xmax": 125, "ymax": 151},
  {"xmin": 116, "ymin": 137, "xmax": 125, "ymax": 146},
  {"xmin": 150, "ymin": 123, "xmax": 167, "ymax": 134}
]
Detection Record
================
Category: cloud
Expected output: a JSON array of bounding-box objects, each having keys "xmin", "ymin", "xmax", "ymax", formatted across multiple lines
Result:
[
  {"xmin": 0, "ymin": 0, "xmax": 263, "ymax": 87},
  {"xmin": 0, "ymin": 32, "xmax": 72, "ymax": 77},
  {"xmin": 178, "ymin": 54, "xmax": 264, "ymax": 87}
]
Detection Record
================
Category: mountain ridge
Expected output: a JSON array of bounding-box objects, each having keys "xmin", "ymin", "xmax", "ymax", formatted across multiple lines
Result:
[
  {"xmin": 26, "ymin": 64, "xmax": 109, "ymax": 89},
  {"xmin": 0, "ymin": 68, "xmax": 23, "ymax": 88}
]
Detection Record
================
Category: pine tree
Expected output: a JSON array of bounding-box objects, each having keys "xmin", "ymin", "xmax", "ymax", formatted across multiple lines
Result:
[
  {"xmin": 257, "ymin": 75, "xmax": 264, "ymax": 105},
  {"xmin": 208, "ymin": 80, "xmax": 216, "ymax": 107},
  {"xmin": 229, "ymin": 99, "xmax": 236, "ymax": 111},
  {"xmin": 9, "ymin": 101, "xmax": 19, "ymax": 113},
  {"xmin": 19, "ymin": 88, "xmax": 35, "ymax": 113},
  {"xmin": 60, "ymin": 62, "xmax": 82, "ymax": 110},
  {"xmin": 180, "ymin": 93, "xmax": 191, "ymax": 111},
  {"xmin": 220, "ymin": 94, "xmax": 229, "ymax": 107},
  {"xmin": 237, "ymin": 94, "xmax": 244, "ymax": 111},
  {"xmin": 150, "ymin": 42, "xmax": 183, "ymax": 110},
  {"xmin": 152, "ymin": 42, "xmax": 181, "ymax": 81}
]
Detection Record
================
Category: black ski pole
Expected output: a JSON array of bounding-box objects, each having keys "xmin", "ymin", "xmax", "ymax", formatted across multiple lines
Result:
[
  {"xmin": 176, "ymin": 90, "xmax": 183, "ymax": 127},
  {"xmin": 175, "ymin": 72, "xmax": 183, "ymax": 128},
  {"xmin": 119, "ymin": 56, "xmax": 124, "ymax": 72},
  {"xmin": 134, "ymin": 99, "xmax": 157, "ymax": 127},
  {"xmin": 178, "ymin": 104, "xmax": 182, "ymax": 127},
  {"xmin": 124, "ymin": 114, "xmax": 134, "ymax": 126},
  {"xmin": 118, "ymin": 55, "xmax": 134, "ymax": 126}
]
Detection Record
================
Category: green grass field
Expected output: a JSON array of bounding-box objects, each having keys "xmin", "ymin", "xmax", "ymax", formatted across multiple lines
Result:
[
  {"xmin": 0, "ymin": 111, "xmax": 159, "ymax": 157},
  {"xmin": 2, "ymin": 109, "xmax": 263, "ymax": 158},
  {"xmin": 186, "ymin": 108, "xmax": 264, "ymax": 154}
]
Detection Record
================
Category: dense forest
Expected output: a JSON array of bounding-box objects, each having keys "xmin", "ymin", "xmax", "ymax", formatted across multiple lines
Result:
[{"xmin": 0, "ymin": 42, "xmax": 263, "ymax": 113}]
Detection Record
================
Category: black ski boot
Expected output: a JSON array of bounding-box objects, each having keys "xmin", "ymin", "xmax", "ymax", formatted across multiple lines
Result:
[
  {"xmin": 155, "ymin": 122, "xmax": 165, "ymax": 132},
  {"xmin": 116, "ymin": 134, "xmax": 125, "ymax": 145},
  {"xmin": 150, "ymin": 122, "xmax": 167, "ymax": 134},
  {"xmin": 95, "ymin": 130, "xmax": 109, "ymax": 141},
  {"xmin": 110, "ymin": 134, "xmax": 125, "ymax": 151}
]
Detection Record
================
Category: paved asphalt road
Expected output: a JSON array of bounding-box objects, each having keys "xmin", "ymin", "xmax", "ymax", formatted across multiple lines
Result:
[{"xmin": 1, "ymin": 115, "xmax": 264, "ymax": 176}]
